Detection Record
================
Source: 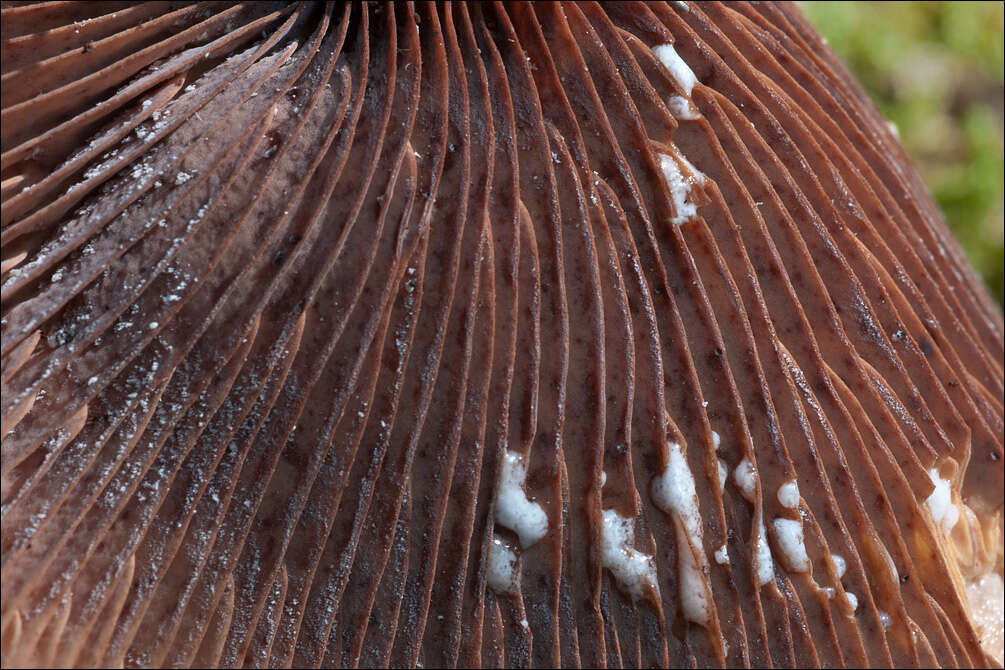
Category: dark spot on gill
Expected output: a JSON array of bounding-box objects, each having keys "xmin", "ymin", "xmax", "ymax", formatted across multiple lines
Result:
[{"xmin": 50, "ymin": 326, "xmax": 75, "ymax": 348}]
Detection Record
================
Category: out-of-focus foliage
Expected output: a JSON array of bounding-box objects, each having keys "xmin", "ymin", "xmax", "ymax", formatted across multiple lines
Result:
[{"xmin": 803, "ymin": 1, "xmax": 1004, "ymax": 307}]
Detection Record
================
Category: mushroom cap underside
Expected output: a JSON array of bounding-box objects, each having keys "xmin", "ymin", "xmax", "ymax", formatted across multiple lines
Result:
[{"xmin": 1, "ymin": 2, "xmax": 1003, "ymax": 668}]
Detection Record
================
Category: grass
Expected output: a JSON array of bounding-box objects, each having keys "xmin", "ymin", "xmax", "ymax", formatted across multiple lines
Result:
[{"xmin": 802, "ymin": 1, "xmax": 1004, "ymax": 308}]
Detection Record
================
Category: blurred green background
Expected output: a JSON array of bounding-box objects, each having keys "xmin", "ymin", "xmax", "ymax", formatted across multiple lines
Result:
[{"xmin": 803, "ymin": 1, "xmax": 1004, "ymax": 308}]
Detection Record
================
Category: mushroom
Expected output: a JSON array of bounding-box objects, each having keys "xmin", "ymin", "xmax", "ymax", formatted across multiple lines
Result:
[{"xmin": 1, "ymin": 2, "xmax": 1002, "ymax": 668}]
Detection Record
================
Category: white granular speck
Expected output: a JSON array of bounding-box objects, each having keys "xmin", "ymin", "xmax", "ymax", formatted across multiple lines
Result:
[
  {"xmin": 495, "ymin": 451, "xmax": 548, "ymax": 548},
  {"xmin": 486, "ymin": 537, "xmax": 519, "ymax": 595},
  {"xmin": 651, "ymin": 441, "xmax": 711, "ymax": 624},
  {"xmin": 831, "ymin": 553, "xmax": 847, "ymax": 579},
  {"xmin": 925, "ymin": 468, "xmax": 959, "ymax": 534},
  {"xmin": 651, "ymin": 43, "xmax": 698, "ymax": 95},
  {"xmin": 732, "ymin": 458, "xmax": 757, "ymax": 503},
  {"xmin": 777, "ymin": 479, "xmax": 800, "ymax": 508},
  {"xmin": 772, "ymin": 518, "xmax": 810, "ymax": 572},
  {"xmin": 755, "ymin": 519, "xmax": 774, "ymax": 585},
  {"xmin": 658, "ymin": 152, "xmax": 706, "ymax": 225},
  {"xmin": 844, "ymin": 591, "xmax": 858, "ymax": 615},
  {"xmin": 668, "ymin": 95, "xmax": 701, "ymax": 120},
  {"xmin": 601, "ymin": 509, "xmax": 659, "ymax": 603}
]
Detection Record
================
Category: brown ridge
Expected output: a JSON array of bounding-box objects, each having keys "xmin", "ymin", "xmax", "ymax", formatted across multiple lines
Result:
[{"xmin": 2, "ymin": 2, "xmax": 1001, "ymax": 668}]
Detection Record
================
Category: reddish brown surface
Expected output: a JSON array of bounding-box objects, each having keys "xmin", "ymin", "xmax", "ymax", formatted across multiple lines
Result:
[{"xmin": 1, "ymin": 2, "xmax": 1002, "ymax": 667}]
